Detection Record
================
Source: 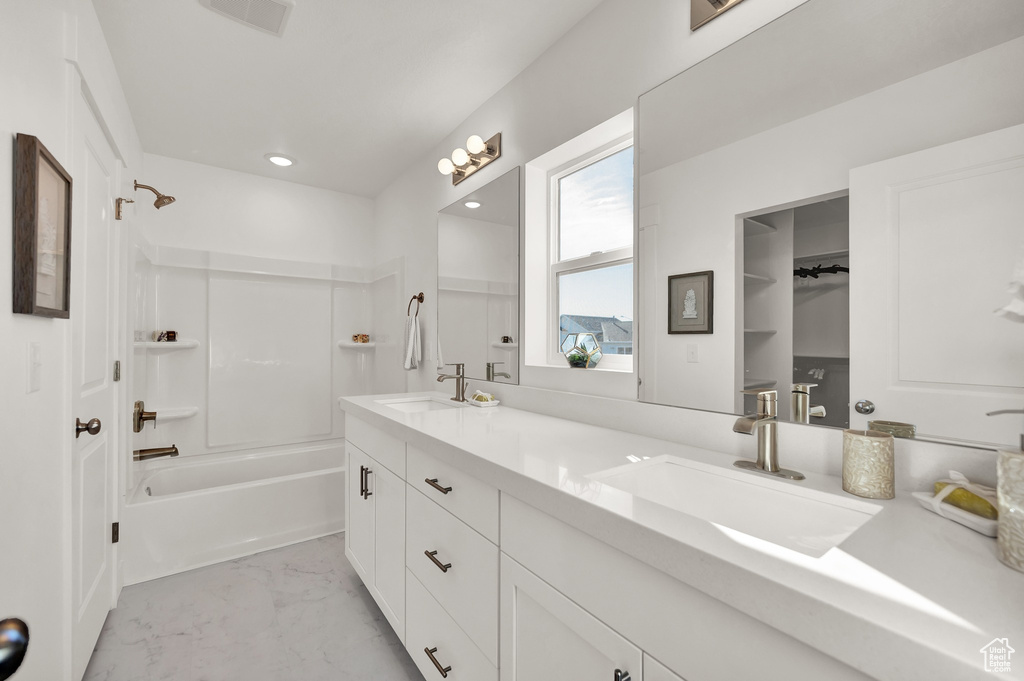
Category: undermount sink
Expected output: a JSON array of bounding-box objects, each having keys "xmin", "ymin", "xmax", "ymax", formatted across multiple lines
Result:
[
  {"xmin": 590, "ymin": 455, "xmax": 881, "ymax": 557},
  {"xmin": 375, "ymin": 396, "xmax": 464, "ymax": 413}
]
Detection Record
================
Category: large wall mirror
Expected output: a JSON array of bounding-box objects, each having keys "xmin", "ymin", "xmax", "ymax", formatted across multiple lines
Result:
[
  {"xmin": 638, "ymin": 0, "xmax": 1024, "ymax": 449},
  {"xmin": 438, "ymin": 166, "xmax": 520, "ymax": 384}
]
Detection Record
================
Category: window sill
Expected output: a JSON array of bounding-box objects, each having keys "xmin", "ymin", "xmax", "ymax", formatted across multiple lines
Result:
[{"xmin": 530, "ymin": 360, "xmax": 634, "ymax": 374}]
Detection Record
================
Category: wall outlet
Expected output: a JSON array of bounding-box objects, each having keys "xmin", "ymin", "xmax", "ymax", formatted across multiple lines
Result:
[{"xmin": 686, "ymin": 344, "xmax": 698, "ymax": 363}]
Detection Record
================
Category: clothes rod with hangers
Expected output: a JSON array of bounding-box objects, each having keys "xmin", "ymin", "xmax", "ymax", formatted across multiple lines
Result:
[{"xmin": 794, "ymin": 264, "xmax": 850, "ymax": 279}]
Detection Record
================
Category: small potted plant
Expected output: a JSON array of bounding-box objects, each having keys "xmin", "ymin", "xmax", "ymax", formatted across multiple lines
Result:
[{"xmin": 567, "ymin": 351, "xmax": 588, "ymax": 368}]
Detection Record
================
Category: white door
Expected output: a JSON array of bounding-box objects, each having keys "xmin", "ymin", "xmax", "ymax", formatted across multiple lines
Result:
[
  {"xmin": 345, "ymin": 442, "xmax": 374, "ymax": 581},
  {"xmin": 70, "ymin": 93, "xmax": 121, "ymax": 679},
  {"xmin": 644, "ymin": 654, "xmax": 687, "ymax": 681},
  {"xmin": 500, "ymin": 554, "xmax": 642, "ymax": 681},
  {"xmin": 371, "ymin": 461, "xmax": 405, "ymax": 639},
  {"xmin": 849, "ymin": 124, "xmax": 1024, "ymax": 447}
]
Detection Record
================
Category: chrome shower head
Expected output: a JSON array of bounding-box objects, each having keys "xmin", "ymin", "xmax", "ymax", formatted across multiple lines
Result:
[{"xmin": 134, "ymin": 180, "xmax": 176, "ymax": 209}]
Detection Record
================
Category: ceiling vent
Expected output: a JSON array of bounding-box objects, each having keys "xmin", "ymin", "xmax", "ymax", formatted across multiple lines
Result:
[{"xmin": 199, "ymin": 0, "xmax": 294, "ymax": 37}]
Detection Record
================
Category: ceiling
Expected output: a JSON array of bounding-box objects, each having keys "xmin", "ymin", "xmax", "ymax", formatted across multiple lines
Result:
[{"xmin": 92, "ymin": 0, "xmax": 604, "ymax": 197}]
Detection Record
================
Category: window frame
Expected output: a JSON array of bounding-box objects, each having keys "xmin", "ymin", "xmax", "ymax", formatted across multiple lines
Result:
[{"xmin": 546, "ymin": 135, "xmax": 634, "ymax": 368}]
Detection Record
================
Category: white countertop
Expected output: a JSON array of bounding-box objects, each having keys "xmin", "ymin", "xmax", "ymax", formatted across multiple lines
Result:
[{"xmin": 339, "ymin": 391, "xmax": 1024, "ymax": 681}]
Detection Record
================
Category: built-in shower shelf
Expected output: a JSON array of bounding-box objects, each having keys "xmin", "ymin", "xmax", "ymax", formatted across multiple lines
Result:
[
  {"xmin": 743, "ymin": 217, "xmax": 777, "ymax": 236},
  {"xmin": 743, "ymin": 329, "xmax": 777, "ymax": 335},
  {"xmin": 155, "ymin": 407, "xmax": 199, "ymax": 421},
  {"xmin": 743, "ymin": 378, "xmax": 778, "ymax": 389},
  {"xmin": 134, "ymin": 339, "xmax": 200, "ymax": 351},
  {"xmin": 490, "ymin": 342, "xmax": 519, "ymax": 349},
  {"xmin": 743, "ymin": 273, "xmax": 777, "ymax": 284},
  {"xmin": 338, "ymin": 341, "xmax": 376, "ymax": 350}
]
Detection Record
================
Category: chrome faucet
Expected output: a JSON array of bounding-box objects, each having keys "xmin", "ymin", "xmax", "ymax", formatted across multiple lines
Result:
[
  {"xmin": 486, "ymin": 361, "xmax": 511, "ymax": 381},
  {"xmin": 437, "ymin": 363, "xmax": 469, "ymax": 402},
  {"xmin": 791, "ymin": 383, "xmax": 826, "ymax": 424},
  {"xmin": 733, "ymin": 389, "xmax": 805, "ymax": 480}
]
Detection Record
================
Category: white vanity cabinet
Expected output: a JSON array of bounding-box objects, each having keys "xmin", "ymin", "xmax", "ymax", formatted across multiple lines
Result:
[
  {"xmin": 500, "ymin": 553, "xmax": 642, "ymax": 681},
  {"xmin": 344, "ymin": 417, "xmax": 407, "ymax": 641},
  {"xmin": 644, "ymin": 656, "xmax": 687, "ymax": 681}
]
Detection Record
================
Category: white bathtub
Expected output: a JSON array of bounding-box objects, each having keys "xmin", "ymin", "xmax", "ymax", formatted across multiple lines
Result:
[{"xmin": 122, "ymin": 442, "xmax": 345, "ymax": 585}]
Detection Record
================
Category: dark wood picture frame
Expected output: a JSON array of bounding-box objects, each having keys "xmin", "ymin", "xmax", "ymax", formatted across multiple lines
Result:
[
  {"xmin": 13, "ymin": 133, "xmax": 73, "ymax": 318},
  {"xmin": 668, "ymin": 270, "xmax": 714, "ymax": 334}
]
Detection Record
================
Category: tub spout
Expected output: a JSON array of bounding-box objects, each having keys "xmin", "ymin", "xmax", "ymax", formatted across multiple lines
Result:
[{"xmin": 134, "ymin": 445, "xmax": 179, "ymax": 462}]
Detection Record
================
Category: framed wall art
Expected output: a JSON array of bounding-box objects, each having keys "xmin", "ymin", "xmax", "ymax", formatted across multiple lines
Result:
[
  {"xmin": 13, "ymin": 133, "xmax": 72, "ymax": 318},
  {"xmin": 668, "ymin": 270, "xmax": 713, "ymax": 334}
]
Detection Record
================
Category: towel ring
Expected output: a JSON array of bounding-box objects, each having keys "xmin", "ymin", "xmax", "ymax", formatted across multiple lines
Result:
[{"xmin": 407, "ymin": 292, "xmax": 425, "ymax": 317}]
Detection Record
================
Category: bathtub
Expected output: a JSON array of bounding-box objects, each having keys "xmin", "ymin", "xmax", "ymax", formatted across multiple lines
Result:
[{"xmin": 122, "ymin": 442, "xmax": 345, "ymax": 585}]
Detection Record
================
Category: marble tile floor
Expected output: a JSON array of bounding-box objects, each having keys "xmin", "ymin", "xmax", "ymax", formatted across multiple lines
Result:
[{"xmin": 84, "ymin": 534, "xmax": 423, "ymax": 681}]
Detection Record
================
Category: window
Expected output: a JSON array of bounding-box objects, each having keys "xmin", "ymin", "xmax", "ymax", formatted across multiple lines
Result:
[{"xmin": 550, "ymin": 141, "xmax": 634, "ymax": 366}]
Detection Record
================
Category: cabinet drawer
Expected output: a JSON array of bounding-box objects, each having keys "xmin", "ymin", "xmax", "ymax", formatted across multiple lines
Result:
[
  {"xmin": 407, "ymin": 569, "xmax": 498, "ymax": 681},
  {"xmin": 346, "ymin": 415, "xmax": 405, "ymax": 478},
  {"xmin": 408, "ymin": 445, "xmax": 499, "ymax": 543},
  {"xmin": 407, "ymin": 486, "xmax": 499, "ymax": 664}
]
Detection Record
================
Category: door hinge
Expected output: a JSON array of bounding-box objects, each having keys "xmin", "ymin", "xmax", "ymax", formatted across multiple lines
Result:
[
  {"xmin": 112, "ymin": 522, "xmax": 119, "ymax": 544},
  {"xmin": 113, "ymin": 360, "xmax": 121, "ymax": 382}
]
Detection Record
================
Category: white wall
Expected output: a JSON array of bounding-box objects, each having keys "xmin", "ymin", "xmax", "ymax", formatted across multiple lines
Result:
[
  {"xmin": 372, "ymin": 0, "xmax": 811, "ymax": 398},
  {"xmin": 640, "ymin": 36, "xmax": 1024, "ymax": 412},
  {"xmin": 0, "ymin": 1, "xmax": 142, "ymax": 678},
  {"xmin": 138, "ymin": 153, "xmax": 374, "ymax": 265}
]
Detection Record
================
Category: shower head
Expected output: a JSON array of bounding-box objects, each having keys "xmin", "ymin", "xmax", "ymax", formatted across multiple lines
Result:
[{"xmin": 133, "ymin": 180, "xmax": 176, "ymax": 209}]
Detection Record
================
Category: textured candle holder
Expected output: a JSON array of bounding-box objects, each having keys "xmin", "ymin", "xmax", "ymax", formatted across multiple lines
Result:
[
  {"xmin": 997, "ymin": 449, "xmax": 1024, "ymax": 573},
  {"xmin": 842, "ymin": 429, "xmax": 895, "ymax": 499}
]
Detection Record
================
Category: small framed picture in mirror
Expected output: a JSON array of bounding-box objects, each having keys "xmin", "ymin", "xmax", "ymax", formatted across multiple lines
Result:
[
  {"xmin": 668, "ymin": 271, "xmax": 713, "ymax": 334},
  {"xmin": 691, "ymin": 0, "xmax": 748, "ymax": 31},
  {"xmin": 13, "ymin": 133, "xmax": 73, "ymax": 318}
]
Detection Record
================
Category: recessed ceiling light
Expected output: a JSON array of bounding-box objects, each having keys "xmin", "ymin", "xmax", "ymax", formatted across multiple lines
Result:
[
  {"xmin": 465, "ymin": 201, "xmax": 481, "ymax": 209},
  {"xmin": 265, "ymin": 153, "xmax": 295, "ymax": 167}
]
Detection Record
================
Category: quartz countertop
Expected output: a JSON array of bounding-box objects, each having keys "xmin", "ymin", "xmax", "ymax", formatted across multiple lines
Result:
[{"xmin": 339, "ymin": 392, "xmax": 1024, "ymax": 681}]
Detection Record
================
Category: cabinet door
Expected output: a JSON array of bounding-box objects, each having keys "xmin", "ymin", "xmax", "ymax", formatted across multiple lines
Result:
[
  {"xmin": 645, "ymin": 654, "xmax": 687, "ymax": 681},
  {"xmin": 372, "ymin": 460, "xmax": 406, "ymax": 640},
  {"xmin": 346, "ymin": 443, "xmax": 374, "ymax": 581},
  {"xmin": 500, "ymin": 554, "xmax": 641, "ymax": 681}
]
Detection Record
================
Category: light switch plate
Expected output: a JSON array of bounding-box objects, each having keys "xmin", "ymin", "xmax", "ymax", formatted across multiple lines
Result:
[
  {"xmin": 27, "ymin": 342, "xmax": 42, "ymax": 393},
  {"xmin": 687, "ymin": 344, "xmax": 698, "ymax": 363}
]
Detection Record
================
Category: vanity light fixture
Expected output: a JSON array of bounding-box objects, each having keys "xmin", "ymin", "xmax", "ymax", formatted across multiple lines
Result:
[
  {"xmin": 437, "ymin": 133, "xmax": 502, "ymax": 186},
  {"xmin": 464, "ymin": 201, "xmax": 481, "ymax": 209},
  {"xmin": 265, "ymin": 153, "xmax": 294, "ymax": 167}
]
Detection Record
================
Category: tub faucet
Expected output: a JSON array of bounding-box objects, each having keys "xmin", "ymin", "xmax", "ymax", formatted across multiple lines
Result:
[
  {"xmin": 133, "ymin": 400, "xmax": 157, "ymax": 433},
  {"xmin": 486, "ymin": 362, "xmax": 511, "ymax": 381},
  {"xmin": 437, "ymin": 363, "xmax": 469, "ymax": 402},
  {"xmin": 133, "ymin": 445, "xmax": 179, "ymax": 462},
  {"xmin": 733, "ymin": 389, "xmax": 805, "ymax": 480}
]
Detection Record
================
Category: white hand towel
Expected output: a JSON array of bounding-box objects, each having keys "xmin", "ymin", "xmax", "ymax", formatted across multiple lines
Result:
[
  {"xmin": 404, "ymin": 316, "xmax": 421, "ymax": 370},
  {"xmin": 436, "ymin": 334, "xmax": 445, "ymax": 370}
]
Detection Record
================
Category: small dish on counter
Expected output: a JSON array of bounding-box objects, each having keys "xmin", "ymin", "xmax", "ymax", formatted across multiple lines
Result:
[
  {"xmin": 912, "ymin": 491, "xmax": 997, "ymax": 537},
  {"xmin": 468, "ymin": 398, "xmax": 500, "ymax": 408}
]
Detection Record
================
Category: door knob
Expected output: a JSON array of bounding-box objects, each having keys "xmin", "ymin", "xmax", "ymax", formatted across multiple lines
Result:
[
  {"xmin": 855, "ymin": 400, "xmax": 875, "ymax": 415},
  {"xmin": 0, "ymin": 618, "xmax": 29, "ymax": 681},
  {"xmin": 75, "ymin": 418, "xmax": 102, "ymax": 438}
]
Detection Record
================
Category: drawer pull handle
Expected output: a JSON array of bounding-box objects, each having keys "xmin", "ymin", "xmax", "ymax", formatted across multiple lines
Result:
[
  {"xmin": 424, "ymin": 647, "xmax": 452, "ymax": 678},
  {"xmin": 359, "ymin": 465, "xmax": 366, "ymax": 498},
  {"xmin": 363, "ymin": 466, "xmax": 373, "ymax": 499},
  {"xmin": 425, "ymin": 550, "xmax": 452, "ymax": 573},
  {"xmin": 614, "ymin": 670, "xmax": 631, "ymax": 681},
  {"xmin": 425, "ymin": 478, "xmax": 452, "ymax": 495}
]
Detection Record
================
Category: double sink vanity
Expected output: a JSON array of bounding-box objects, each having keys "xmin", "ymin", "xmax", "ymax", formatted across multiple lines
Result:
[{"xmin": 340, "ymin": 392, "xmax": 1022, "ymax": 681}]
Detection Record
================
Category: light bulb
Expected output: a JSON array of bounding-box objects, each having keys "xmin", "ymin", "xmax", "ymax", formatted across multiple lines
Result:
[
  {"xmin": 466, "ymin": 135, "xmax": 486, "ymax": 154},
  {"xmin": 265, "ymin": 153, "xmax": 295, "ymax": 167},
  {"xmin": 451, "ymin": 148, "xmax": 469, "ymax": 167},
  {"xmin": 437, "ymin": 158, "xmax": 455, "ymax": 175},
  {"xmin": 464, "ymin": 201, "xmax": 481, "ymax": 209}
]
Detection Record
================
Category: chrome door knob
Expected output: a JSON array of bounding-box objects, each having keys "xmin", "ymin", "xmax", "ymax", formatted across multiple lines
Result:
[
  {"xmin": 0, "ymin": 618, "xmax": 29, "ymax": 681},
  {"xmin": 855, "ymin": 400, "xmax": 876, "ymax": 415},
  {"xmin": 75, "ymin": 417, "xmax": 102, "ymax": 438}
]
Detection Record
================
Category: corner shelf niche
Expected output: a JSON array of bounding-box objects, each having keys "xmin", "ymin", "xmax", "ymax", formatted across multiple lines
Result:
[
  {"xmin": 338, "ymin": 341, "xmax": 376, "ymax": 350},
  {"xmin": 134, "ymin": 339, "xmax": 200, "ymax": 351},
  {"xmin": 743, "ymin": 273, "xmax": 777, "ymax": 284}
]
